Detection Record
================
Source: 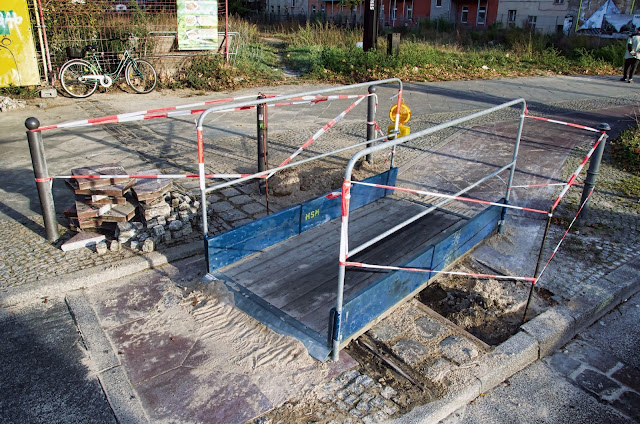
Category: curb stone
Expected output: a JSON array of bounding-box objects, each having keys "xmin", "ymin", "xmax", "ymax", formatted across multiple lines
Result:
[
  {"xmin": 98, "ymin": 366, "xmax": 150, "ymax": 424},
  {"xmin": 388, "ymin": 257, "xmax": 640, "ymax": 424},
  {"xmin": 387, "ymin": 372, "xmax": 481, "ymax": 424},
  {"xmin": 66, "ymin": 291, "xmax": 149, "ymax": 424},
  {"xmin": 471, "ymin": 331, "xmax": 539, "ymax": 393},
  {"xmin": 0, "ymin": 241, "xmax": 203, "ymax": 308},
  {"xmin": 521, "ymin": 305, "xmax": 576, "ymax": 358},
  {"xmin": 66, "ymin": 291, "xmax": 120, "ymax": 372}
]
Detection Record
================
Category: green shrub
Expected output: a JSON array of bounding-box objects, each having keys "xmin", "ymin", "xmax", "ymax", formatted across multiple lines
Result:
[
  {"xmin": 612, "ymin": 125, "xmax": 640, "ymax": 175},
  {"xmin": 0, "ymin": 85, "xmax": 39, "ymax": 99}
]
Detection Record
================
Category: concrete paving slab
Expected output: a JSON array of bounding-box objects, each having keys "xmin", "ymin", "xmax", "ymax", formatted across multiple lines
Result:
[
  {"xmin": 136, "ymin": 367, "xmax": 272, "ymax": 424},
  {"xmin": 578, "ymin": 293, "xmax": 640, "ymax": 370},
  {"xmin": 78, "ymin": 255, "xmax": 357, "ymax": 423},
  {"xmin": 61, "ymin": 231, "xmax": 106, "ymax": 252},
  {"xmin": 440, "ymin": 361, "xmax": 634, "ymax": 424}
]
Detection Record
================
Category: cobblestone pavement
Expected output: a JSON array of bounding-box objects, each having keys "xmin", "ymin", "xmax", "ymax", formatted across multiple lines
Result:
[
  {"xmin": 548, "ymin": 338, "xmax": 640, "ymax": 421},
  {"xmin": 3, "ymin": 94, "xmax": 638, "ymax": 291},
  {"xmin": 536, "ymin": 139, "xmax": 640, "ymax": 301},
  {"xmin": 0, "ymin": 180, "xmax": 270, "ymax": 289},
  {"xmin": 1, "ymin": 79, "xmax": 639, "ymax": 423}
]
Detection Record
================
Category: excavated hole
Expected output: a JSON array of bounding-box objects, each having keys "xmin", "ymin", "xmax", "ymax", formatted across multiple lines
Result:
[{"xmin": 417, "ymin": 260, "xmax": 555, "ymax": 346}]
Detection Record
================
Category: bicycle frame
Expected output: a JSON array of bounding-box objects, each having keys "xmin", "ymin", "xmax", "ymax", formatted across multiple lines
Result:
[{"xmin": 80, "ymin": 50, "xmax": 134, "ymax": 87}]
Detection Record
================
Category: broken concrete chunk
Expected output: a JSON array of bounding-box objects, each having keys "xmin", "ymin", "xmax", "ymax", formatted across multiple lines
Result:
[
  {"xmin": 153, "ymin": 225, "xmax": 165, "ymax": 237},
  {"xmin": 144, "ymin": 200, "xmax": 171, "ymax": 221},
  {"xmin": 168, "ymin": 220, "xmax": 183, "ymax": 231},
  {"xmin": 61, "ymin": 232, "xmax": 106, "ymax": 252}
]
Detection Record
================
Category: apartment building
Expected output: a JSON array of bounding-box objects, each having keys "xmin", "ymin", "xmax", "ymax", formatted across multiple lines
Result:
[{"xmin": 263, "ymin": 0, "xmax": 577, "ymax": 33}]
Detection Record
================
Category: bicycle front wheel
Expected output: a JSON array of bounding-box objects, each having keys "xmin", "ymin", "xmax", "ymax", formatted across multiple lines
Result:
[
  {"xmin": 60, "ymin": 60, "xmax": 98, "ymax": 98},
  {"xmin": 125, "ymin": 59, "xmax": 157, "ymax": 94}
]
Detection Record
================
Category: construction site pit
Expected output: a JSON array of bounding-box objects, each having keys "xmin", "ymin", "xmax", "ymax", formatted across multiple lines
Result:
[{"xmin": 416, "ymin": 257, "xmax": 556, "ymax": 346}]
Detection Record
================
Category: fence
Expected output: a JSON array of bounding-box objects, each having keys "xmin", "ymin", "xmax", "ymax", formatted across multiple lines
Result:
[{"xmin": 25, "ymin": 0, "xmax": 232, "ymax": 84}]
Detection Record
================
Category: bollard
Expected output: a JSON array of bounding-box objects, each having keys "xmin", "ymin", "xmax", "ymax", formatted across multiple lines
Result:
[
  {"xmin": 25, "ymin": 117, "xmax": 60, "ymax": 242},
  {"xmin": 257, "ymin": 94, "xmax": 268, "ymax": 195},
  {"xmin": 578, "ymin": 122, "xmax": 610, "ymax": 223},
  {"xmin": 387, "ymin": 33, "xmax": 400, "ymax": 56},
  {"xmin": 365, "ymin": 86, "xmax": 376, "ymax": 163}
]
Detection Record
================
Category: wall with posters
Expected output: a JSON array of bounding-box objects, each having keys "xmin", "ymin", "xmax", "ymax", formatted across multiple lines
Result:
[
  {"xmin": 177, "ymin": 0, "xmax": 219, "ymax": 50},
  {"xmin": 1, "ymin": 0, "xmax": 40, "ymax": 87}
]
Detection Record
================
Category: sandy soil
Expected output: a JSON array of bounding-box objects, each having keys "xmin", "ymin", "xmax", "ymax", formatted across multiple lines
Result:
[{"xmin": 418, "ymin": 259, "xmax": 553, "ymax": 346}]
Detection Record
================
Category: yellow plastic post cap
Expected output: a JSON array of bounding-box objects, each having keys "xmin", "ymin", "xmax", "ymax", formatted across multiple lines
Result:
[{"xmin": 389, "ymin": 101, "xmax": 411, "ymax": 124}]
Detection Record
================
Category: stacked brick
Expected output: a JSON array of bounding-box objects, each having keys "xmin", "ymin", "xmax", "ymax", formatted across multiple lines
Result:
[
  {"xmin": 63, "ymin": 163, "xmax": 137, "ymax": 231},
  {"xmin": 61, "ymin": 164, "xmax": 205, "ymax": 253}
]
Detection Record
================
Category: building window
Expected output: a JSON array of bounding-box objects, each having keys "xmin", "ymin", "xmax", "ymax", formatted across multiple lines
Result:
[
  {"xmin": 271, "ymin": 5, "xmax": 274, "ymax": 13},
  {"xmin": 277, "ymin": 5, "xmax": 281, "ymax": 14},
  {"xmin": 380, "ymin": 3, "xmax": 384, "ymax": 20},
  {"xmin": 312, "ymin": 4, "xmax": 316, "ymax": 12},
  {"xmin": 554, "ymin": 0, "xmax": 564, "ymax": 3},
  {"xmin": 291, "ymin": 0, "xmax": 295, "ymax": 7},
  {"xmin": 435, "ymin": 0, "xmax": 442, "ymax": 7},
  {"xmin": 392, "ymin": 6, "xmax": 397, "ymax": 20},
  {"xmin": 407, "ymin": 3, "xmax": 413, "ymax": 20},
  {"xmin": 321, "ymin": 4, "xmax": 325, "ymax": 12},
  {"xmin": 461, "ymin": 6, "xmax": 468, "ymax": 23},
  {"xmin": 507, "ymin": 9, "xmax": 516, "ymax": 26},
  {"xmin": 477, "ymin": 6, "xmax": 486, "ymax": 25},
  {"xmin": 528, "ymin": 15, "xmax": 537, "ymax": 30}
]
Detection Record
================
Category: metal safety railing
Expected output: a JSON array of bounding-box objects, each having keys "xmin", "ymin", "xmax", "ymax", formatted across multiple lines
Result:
[
  {"xmin": 25, "ymin": 80, "xmax": 610, "ymax": 362},
  {"xmin": 330, "ymin": 102, "xmax": 611, "ymax": 360},
  {"xmin": 194, "ymin": 78, "xmax": 406, "ymax": 239},
  {"xmin": 331, "ymin": 98, "xmax": 527, "ymax": 360}
]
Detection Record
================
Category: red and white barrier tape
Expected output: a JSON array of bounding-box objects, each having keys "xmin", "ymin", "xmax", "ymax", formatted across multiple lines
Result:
[
  {"xmin": 339, "ymin": 261, "xmax": 536, "ymax": 282},
  {"xmin": 350, "ymin": 181, "xmax": 549, "ymax": 215},
  {"xmin": 34, "ymin": 94, "xmax": 272, "ymax": 132},
  {"xmin": 46, "ymin": 173, "xmax": 267, "ymax": 180},
  {"xmin": 536, "ymin": 188, "xmax": 595, "ymax": 285},
  {"xmin": 276, "ymin": 95, "xmax": 369, "ymax": 168},
  {"xmin": 525, "ymin": 112, "xmax": 601, "ymax": 134},
  {"xmin": 509, "ymin": 181, "xmax": 582, "ymax": 189},
  {"xmin": 551, "ymin": 134, "xmax": 605, "ymax": 211},
  {"xmin": 34, "ymin": 94, "xmax": 365, "ymax": 132}
]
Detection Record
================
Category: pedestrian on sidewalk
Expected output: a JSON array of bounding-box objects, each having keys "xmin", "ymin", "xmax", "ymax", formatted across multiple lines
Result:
[{"xmin": 621, "ymin": 27, "xmax": 640, "ymax": 83}]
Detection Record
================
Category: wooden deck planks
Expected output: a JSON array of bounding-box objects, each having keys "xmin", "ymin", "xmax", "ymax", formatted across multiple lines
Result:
[
  {"xmin": 294, "ymin": 213, "xmax": 461, "ymax": 332},
  {"xmin": 221, "ymin": 195, "xmax": 463, "ymax": 334},
  {"xmin": 220, "ymin": 197, "xmax": 398, "ymax": 281},
  {"xmin": 226, "ymin": 198, "xmax": 426, "ymax": 305}
]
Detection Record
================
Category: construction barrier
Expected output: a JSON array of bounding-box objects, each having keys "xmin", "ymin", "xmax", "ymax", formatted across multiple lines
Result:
[{"xmin": 26, "ymin": 80, "xmax": 609, "ymax": 363}]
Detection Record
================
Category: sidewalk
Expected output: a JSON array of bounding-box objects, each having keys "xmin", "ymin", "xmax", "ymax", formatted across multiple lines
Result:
[{"xmin": 0, "ymin": 75, "xmax": 639, "ymax": 423}]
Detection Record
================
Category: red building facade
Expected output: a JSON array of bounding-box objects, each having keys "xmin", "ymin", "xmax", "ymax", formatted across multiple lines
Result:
[{"xmin": 450, "ymin": 0, "xmax": 499, "ymax": 27}]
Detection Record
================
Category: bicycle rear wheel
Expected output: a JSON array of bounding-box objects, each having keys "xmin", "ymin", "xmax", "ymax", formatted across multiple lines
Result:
[
  {"xmin": 125, "ymin": 59, "xmax": 157, "ymax": 94},
  {"xmin": 60, "ymin": 60, "xmax": 98, "ymax": 98}
]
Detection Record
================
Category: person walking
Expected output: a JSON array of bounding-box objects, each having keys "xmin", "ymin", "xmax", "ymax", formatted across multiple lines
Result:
[{"xmin": 621, "ymin": 27, "xmax": 640, "ymax": 83}]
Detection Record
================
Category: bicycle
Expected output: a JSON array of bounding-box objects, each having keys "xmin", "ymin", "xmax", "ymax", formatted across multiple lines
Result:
[{"xmin": 59, "ymin": 36, "xmax": 157, "ymax": 98}]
